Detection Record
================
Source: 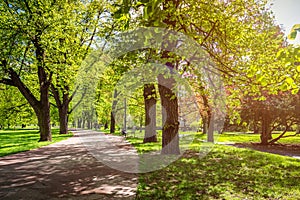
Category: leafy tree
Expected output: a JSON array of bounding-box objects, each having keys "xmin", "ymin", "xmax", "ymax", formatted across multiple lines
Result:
[
  {"xmin": 49, "ymin": 1, "xmax": 112, "ymax": 134},
  {"xmin": 239, "ymin": 91, "xmax": 300, "ymax": 144},
  {"xmin": 0, "ymin": 0, "xmax": 110, "ymax": 140},
  {"xmin": 117, "ymin": 0, "xmax": 285, "ymax": 153},
  {"xmin": 0, "ymin": 0, "xmax": 62, "ymax": 141}
]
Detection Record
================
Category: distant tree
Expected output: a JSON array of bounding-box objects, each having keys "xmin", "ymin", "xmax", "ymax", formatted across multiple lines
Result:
[{"xmin": 239, "ymin": 91, "xmax": 300, "ymax": 144}]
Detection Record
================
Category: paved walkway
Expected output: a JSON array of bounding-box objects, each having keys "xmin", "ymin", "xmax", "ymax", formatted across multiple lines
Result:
[{"xmin": 0, "ymin": 130, "xmax": 138, "ymax": 200}]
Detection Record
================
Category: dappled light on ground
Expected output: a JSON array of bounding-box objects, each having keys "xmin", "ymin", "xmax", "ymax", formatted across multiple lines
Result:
[{"xmin": 0, "ymin": 131, "xmax": 137, "ymax": 199}]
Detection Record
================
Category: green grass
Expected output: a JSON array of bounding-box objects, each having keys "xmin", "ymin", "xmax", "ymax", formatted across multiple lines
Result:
[
  {"xmin": 176, "ymin": 131, "xmax": 300, "ymax": 144},
  {"xmin": 217, "ymin": 132, "xmax": 300, "ymax": 144},
  {"xmin": 127, "ymin": 131, "xmax": 300, "ymax": 154},
  {"xmin": 127, "ymin": 133, "xmax": 300, "ymax": 199},
  {"xmin": 0, "ymin": 129, "xmax": 73, "ymax": 157}
]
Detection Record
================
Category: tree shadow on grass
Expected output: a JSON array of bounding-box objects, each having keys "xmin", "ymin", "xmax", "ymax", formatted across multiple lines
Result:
[{"xmin": 136, "ymin": 145, "xmax": 300, "ymax": 199}]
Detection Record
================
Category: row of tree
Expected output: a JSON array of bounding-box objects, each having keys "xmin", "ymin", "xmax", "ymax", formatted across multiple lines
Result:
[{"xmin": 1, "ymin": 0, "xmax": 300, "ymax": 154}]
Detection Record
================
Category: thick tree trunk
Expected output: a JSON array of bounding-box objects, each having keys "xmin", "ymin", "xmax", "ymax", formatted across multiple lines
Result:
[
  {"xmin": 50, "ymin": 85, "xmax": 70, "ymax": 134},
  {"xmin": 110, "ymin": 111, "xmax": 116, "ymax": 133},
  {"xmin": 5, "ymin": 64, "xmax": 52, "ymax": 141},
  {"xmin": 37, "ymin": 82, "xmax": 52, "ymax": 141},
  {"xmin": 143, "ymin": 84, "xmax": 157, "ymax": 143},
  {"xmin": 58, "ymin": 105, "xmax": 68, "ymax": 134},
  {"xmin": 37, "ymin": 109, "xmax": 52, "ymax": 141},
  {"xmin": 158, "ymin": 74, "xmax": 180, "ymax": 155},
  {"xmin": 260, "ymin": 110, "xmax": 272, "ymax": 145}
]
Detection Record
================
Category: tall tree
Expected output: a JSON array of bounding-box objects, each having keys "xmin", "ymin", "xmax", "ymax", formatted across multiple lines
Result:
[
  {"xmin": 0, "ymin": 0, "xmax": 58, "ymax": 141},
  {"xmin": 114, "ymin": 0, "xmax": 286, "ymax": 152},
  {"xmin": 0, "ymin": 0, "xmax": 110, "ymax": 140},
  {"xmin": 49, "ymin": 0, "xmax": 110, "ymax": 134}
]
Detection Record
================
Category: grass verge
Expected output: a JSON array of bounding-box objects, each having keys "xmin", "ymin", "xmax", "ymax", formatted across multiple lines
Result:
[
  {"xmin": 0, "ymin": 129, "xmax": 73, "ymax": 157},
  {"xmin": 127, "ymin": 134, "xmax": 300, "ymax": 199}
]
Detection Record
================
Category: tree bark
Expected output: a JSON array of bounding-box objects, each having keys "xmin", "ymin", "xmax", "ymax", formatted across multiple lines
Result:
[
  {"xmin": 296, "ymin": 124, "xmax": 300, "ymax": 134},
  {"xmin": 207, "ymin": 112, "xmax": 214, "ymax": 143},
  {"xmin": 51, "ymin": 85, "xmax": 69, "ymax": 134},
  {"xmin": 158, "ymin": 73, "xmax": 180, "ymax": 155},
  {"xmin": 202, "ymin": 117, "xmax": 208, "ymax": 134},
  {"xmin": 77, "ymin": 118, "xmax": 82, "ymax": 128},
  {"xmin": 4, "ymin": 60, "xmax": 52, "ymax": 141},
  {"xmin": 82, "ymin": 117, "xmax": 86, "ymax": 129},
  {"xmin": 143, "ymin": 84, "xmax": 157, "ymax": 143},
  {"xmin": 37, "ymin": 108, "xmax": 52, "ymax": 141},
  {"xmin": 253, "ymin": 113, "xmax": 260, "ymax": 134},
  {"xmin": 260, "ymin": 110, "xmax": 272, "ymax": 145},
  {"xmin": 58, "ymin": 105, "xmax": 68, "ymax": 134},
  {"xmin": 110, "ymin": 111, "xmax": 116, "ymax": 133},
  {"xmin": 110, "ymin": 90, "xmax": 118, "ymax": 134}
]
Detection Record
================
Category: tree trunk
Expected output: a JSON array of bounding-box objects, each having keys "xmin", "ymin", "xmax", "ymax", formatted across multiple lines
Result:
[
  {"xmin": 110, "ymin": 90, "xmax": 118, "ymax": 134},
  {"xmin": 260, "ymin": 110, "xmax": 272, "ymax": 145},
  {"xmin": 296, "ymin": 124, "xmax": 300, "ymax": 134},
  {"xmin": 110, "ymin": 111, "xmax": 116, "ymax": 133},
  {"xmin": 158, "ymin": 74, "xmax": 180, "ymax": 155},
  {"xmin": 253, "ymin": 123, "xmax": 259, "ymax": 134},
  {"xmin": 253, "ymin": 113, "xmax": 260, "ymax": 134},
  {"xmin": 37, "ymin": 110, "xmax": 52, "ymax": 141},
  {"xmin": 143, "ymin": 84, "xmax": 157, "ymax": 143},
  {"xmin": 202, "ymin": 117, "xmax": 208, "ymax": 134},
  {"xmin": 207, "ymin": 112, "xmax": 214, "ymax": 143},
  {"xmin": 58, "ymin": 105, "xmax": 68, "ymax": 134},
  {"xmin": 87, "ymin": 121, "xmax": 90, "ymax": 129},
  {"xmin": 104, "ymin": 121, "xmax": 108, "ymax": 129},
  {"xmin": 37, "ymin": 83, "xmax": 52, "ymax": 141},
  {"xmin": 77, "ymin": 118, "xmax": 82, "ymax": 128},
  {"xmin": 51, "ymin": 86, "xmax": 70, "ymax": 135},
  {"xmin": 5, "ymin": 64, "xmax": 52, "ymax": 141},
  {"xmin": 82, "ymin": 116, "xmax": 86, "ymax": 129}
]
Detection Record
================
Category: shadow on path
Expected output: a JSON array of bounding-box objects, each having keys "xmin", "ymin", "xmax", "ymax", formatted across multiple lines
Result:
[{"xmin": 0, "ymin": 130, "xmax": 138, "ymax": 200}]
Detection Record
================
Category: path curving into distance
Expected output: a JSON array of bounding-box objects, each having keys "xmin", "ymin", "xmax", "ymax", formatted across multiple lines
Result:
[{"xmin": 0, "ymin": 130, "xmax": 138, "ymax": 200}]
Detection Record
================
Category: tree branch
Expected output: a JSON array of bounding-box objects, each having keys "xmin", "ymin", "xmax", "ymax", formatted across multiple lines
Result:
[{"xmin": 0, "ymin": 78, "xmax": 16, "ymax": 87}]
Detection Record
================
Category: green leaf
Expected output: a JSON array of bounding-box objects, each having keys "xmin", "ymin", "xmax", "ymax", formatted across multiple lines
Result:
[
  {"xmin": 286, "ymin": 77, "xmax": 294, "ymax": 86},
  {"xmin": 288, "ymin": 24, "xmax": 300, "ymax": 40}
]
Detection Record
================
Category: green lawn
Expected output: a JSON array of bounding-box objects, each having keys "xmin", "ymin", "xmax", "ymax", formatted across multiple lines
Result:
[
  {"xmin": 0, "ymin": 129, "xmax": 73, "ymax": 157},
  {"xmin": 216, "ymin": 132, "xmax": 300, "ymax": 144},
  {"xmin": 127, "ymin": 132, "xmax": 300, "ymax": 199},
  {"xmin": 125, "ymin": 131, "xmax": 300, "ymax": 153}
]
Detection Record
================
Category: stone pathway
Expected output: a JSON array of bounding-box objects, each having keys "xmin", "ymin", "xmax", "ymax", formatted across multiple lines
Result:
[{"xmin": 0, "ymin": 130, "xmax": 138, "ymax": 200}]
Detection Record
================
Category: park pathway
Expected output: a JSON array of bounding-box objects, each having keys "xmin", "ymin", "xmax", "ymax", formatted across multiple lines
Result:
[{"xmin": 0, "ymin": 130, "xmax": 138, "ymax": 200}]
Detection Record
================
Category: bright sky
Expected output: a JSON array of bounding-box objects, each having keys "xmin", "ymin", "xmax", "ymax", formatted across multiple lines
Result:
[{"xmin": 269, "ymin": 0, "xmax": 300, "ymax": 45}]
